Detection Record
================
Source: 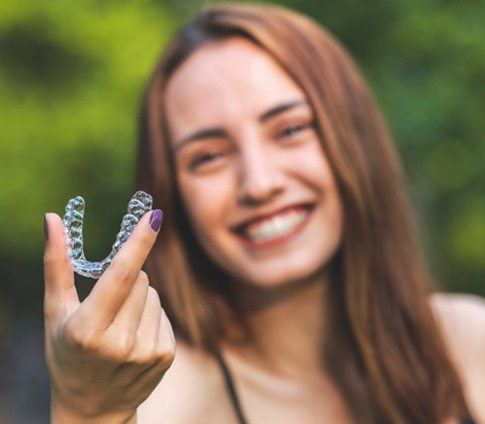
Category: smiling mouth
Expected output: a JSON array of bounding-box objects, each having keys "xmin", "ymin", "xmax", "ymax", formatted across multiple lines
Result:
[{"xmin": 234, "ymin": 205, "xmax": 313, "ymax": 245}]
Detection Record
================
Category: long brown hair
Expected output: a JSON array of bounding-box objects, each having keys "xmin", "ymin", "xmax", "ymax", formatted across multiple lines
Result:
[{"xmin": 137, "ymin": 3, "xmax": 467, "ymax": 423}]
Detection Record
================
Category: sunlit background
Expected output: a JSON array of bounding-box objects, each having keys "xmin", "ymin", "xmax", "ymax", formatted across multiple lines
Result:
[{"xmin": 0, "ymin": 0, "xmax": 484, "ymax": 422}]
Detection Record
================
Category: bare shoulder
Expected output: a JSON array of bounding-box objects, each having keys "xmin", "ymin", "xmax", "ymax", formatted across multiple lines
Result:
[
  {"xmin": 430, "ymin": 291, "xmax": 485, "ymax": 316},
  {"xmin": 429, "ymin": 292, "xmax": 485, "ymax": 421},
  {"xmin": 137, "ymin": 339, "xmax": 234, "ymax": 424},
  {"xmin": 430, "ymin": 292, "xmax": 485, "ymax": 352}
]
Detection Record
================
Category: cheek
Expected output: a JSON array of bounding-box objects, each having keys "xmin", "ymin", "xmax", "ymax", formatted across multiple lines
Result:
[
  {"xmin": 178, "ymin": 172, "xmax": 235, "ymax": 234},
  {"xmin": 291, "ymin": 143, "xmax": 343, "ymax": 233},
  {"xmin": 288, "ymin": 142, "xmax": 335, "ymax": 190}
]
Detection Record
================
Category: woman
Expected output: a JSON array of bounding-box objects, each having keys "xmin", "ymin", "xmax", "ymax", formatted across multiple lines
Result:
[{"xmin": 43, "ymin": 4, "xmax": 485, "ymax": 423}]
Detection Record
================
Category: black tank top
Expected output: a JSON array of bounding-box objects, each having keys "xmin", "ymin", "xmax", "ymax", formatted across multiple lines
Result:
[{"xmin": 214, "ymin": 354, "xmax": 477, "ymax": 424}]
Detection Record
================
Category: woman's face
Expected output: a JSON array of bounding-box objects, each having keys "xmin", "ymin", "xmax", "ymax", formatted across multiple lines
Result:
[{"xmin": 165, "ymin": 38, "xmax": 343, "ymax": 287}]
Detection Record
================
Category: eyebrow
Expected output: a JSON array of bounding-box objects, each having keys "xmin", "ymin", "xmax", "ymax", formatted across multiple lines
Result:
[
  {"xmin": 259, "ymin": 99, "xmax": 307, "ymax": 122},
  {"xmin": 173, "ymin": 99, "xmax": 308, "ymax": 152}
]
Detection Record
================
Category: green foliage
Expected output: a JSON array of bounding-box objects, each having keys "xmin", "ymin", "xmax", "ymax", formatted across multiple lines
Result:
[
  {"xmin": 0, "ymin": 0, "xmax": 177, "ymax": 259},
  {"xmin": 0, "ymin": 0, "xmax": 483, "ymax": 319}
]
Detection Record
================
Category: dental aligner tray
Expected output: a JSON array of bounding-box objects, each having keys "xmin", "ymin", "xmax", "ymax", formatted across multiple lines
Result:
[{"xmin": 63, "ymin": 191, "xmax": 153, "ymax": 279}]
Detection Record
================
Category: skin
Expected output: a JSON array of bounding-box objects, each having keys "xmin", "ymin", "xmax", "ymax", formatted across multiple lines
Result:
[
  {"xmin": 44, "ymin": 38, "xmax": 485, "ymax": 423},
  {"xmin": 167, "ymin": 38, "xmax": 344, "ymax": 290},
  {"xmin": 44, "ymin": 212, "xmax": 175, "ymax": 424},
  {"xmin": 165, "ymin": 37, "xmax": 344, "ymax": 385}
]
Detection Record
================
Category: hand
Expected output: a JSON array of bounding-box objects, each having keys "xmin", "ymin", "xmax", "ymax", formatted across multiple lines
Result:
[{"xmin": 43, "ymin": 210, "xmax": 175, "ymax": 423}]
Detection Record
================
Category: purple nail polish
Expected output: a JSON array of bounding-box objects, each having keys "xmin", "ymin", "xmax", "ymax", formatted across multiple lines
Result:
[
  {"xmin": 149, "ymin": 209, "xmax": 163, "ymax": 232},
  {"xmin": 44, "ymin": 215, "xmax": 49, "ymax": 241}
]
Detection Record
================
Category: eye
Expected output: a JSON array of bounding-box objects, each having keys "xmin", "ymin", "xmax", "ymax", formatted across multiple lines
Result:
[
  {"xmin": 277, "ymin": 122, "xmax": 314, "ymax": 139},
  {"xmin": 189, "ymin": 151, "xmax": 225, "ymax": 170}
]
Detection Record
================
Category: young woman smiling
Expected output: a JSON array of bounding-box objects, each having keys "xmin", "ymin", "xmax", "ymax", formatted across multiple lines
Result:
[{"xmin": 43, "ymin": 4, "xmax": 485, "ymax": 424}]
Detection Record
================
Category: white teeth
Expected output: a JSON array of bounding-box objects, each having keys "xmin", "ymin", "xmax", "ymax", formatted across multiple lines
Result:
[{"xmin": 244, "ymin": 209, "xmax": 309, "ymax": 242}]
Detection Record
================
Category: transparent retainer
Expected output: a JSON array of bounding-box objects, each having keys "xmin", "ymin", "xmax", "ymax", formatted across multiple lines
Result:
[{"xmin": 63, "ymin": 191, "xmax": 153, "ymax": 279}]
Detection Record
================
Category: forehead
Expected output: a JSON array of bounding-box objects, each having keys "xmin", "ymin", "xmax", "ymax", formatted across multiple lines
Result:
[{"xmin": 164, "ymin": 37, "xmax": 305, "ymax": 141}]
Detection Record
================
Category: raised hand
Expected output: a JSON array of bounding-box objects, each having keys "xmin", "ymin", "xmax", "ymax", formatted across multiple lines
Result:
[{"xmin": 43, "ymin": 210, "xmax": 175, "ymax": 424}]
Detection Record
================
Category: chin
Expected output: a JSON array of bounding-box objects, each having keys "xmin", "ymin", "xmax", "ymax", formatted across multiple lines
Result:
[{"xmin": 231, "ymin": 258, "xmax": 330, "ymax": 289}]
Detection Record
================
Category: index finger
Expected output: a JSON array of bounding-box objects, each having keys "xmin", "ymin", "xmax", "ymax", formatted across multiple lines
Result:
[{"xmin": 79, "ymin": 209, "xmax": 163, "ymax": 329}]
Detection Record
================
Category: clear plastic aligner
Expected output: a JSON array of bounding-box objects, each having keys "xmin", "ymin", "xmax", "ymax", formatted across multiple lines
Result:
[{"xmin": 63, "ymin": 191, "xmax": 153, "ymax": 279}]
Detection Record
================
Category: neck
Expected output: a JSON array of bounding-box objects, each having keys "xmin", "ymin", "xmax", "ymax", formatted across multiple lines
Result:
[{"xmin": 230, "ymin": 270, "xmax": 329, "ymax": 378}]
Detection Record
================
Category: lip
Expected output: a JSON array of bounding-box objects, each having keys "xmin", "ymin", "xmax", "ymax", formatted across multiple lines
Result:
[{"xmin": 231, "ymin": 203, "xmax": 314, "ymax": 249}]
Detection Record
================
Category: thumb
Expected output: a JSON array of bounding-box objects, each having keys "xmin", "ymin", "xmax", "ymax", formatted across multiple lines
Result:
[{"xmin": 43, "ymin": 213, "xmax": 79, "ymax": 321}]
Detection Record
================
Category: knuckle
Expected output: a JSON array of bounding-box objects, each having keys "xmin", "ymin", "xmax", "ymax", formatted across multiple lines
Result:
[
  {"xmin": 128, "ymin": 332, "xmax": 175, "ymax": 369},
  {"xmin": 138, "ymin": 270, "xmax": 149, "ymax": 283},
  {"xmin": 128, "ymin": 349, "xmax": 157, "ymax": 366},
  {"xmin": 155, "ymin": 335, "xmax": 176, "ymax": 366},
  {"xmin": 109, "ymin": 332, "xmax": 136, "ymax": 359},
  {"xmin": 156, "ymin": 346, "xmax": 176, "ymax": 368},
  {"xmin": 110, "ymin": 261, "xmax": 136, "ymax": 284},
  {"xmin": 135, "ymin": 272, "xmax": 150, "ymax": 292},
  {"xmin": 63, "ymin": 322, "xmax": 99, "ymax": 352},
  {"xmin": 147, "ymin": 286, "xmax": 161, "ymax": 306}
]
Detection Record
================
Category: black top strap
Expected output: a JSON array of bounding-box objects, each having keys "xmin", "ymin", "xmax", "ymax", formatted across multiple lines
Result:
[
  {"xmin": 214, "ymin": 353, "xmax": 477, "ymax": 424},
  {"xmin": 461, "ymin": 415, "xmax": 478, "ymax": 424},
  {"xmin": 214, "ymin": 352, "xmax": 248, "ymax": 424}
]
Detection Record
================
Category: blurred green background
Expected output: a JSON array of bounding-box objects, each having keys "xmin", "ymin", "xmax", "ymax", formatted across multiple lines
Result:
[{"xmin": 0, "ymin": 0, "xmax": 483, "ymax": 422}]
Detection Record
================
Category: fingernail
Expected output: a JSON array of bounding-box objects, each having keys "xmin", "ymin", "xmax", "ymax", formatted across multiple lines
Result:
[
  {"xmin": 149, "ymin": 209, "xmax": 163, "ymax": 232},
  {"xmin": 44, "ymin": 214, "xmax": 49, "ymax": 241}
]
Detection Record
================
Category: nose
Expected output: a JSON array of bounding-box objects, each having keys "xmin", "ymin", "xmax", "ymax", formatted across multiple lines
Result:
[{"xmin": 237, "ymin": 144, "xmax": 284, "ymax": 205}]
